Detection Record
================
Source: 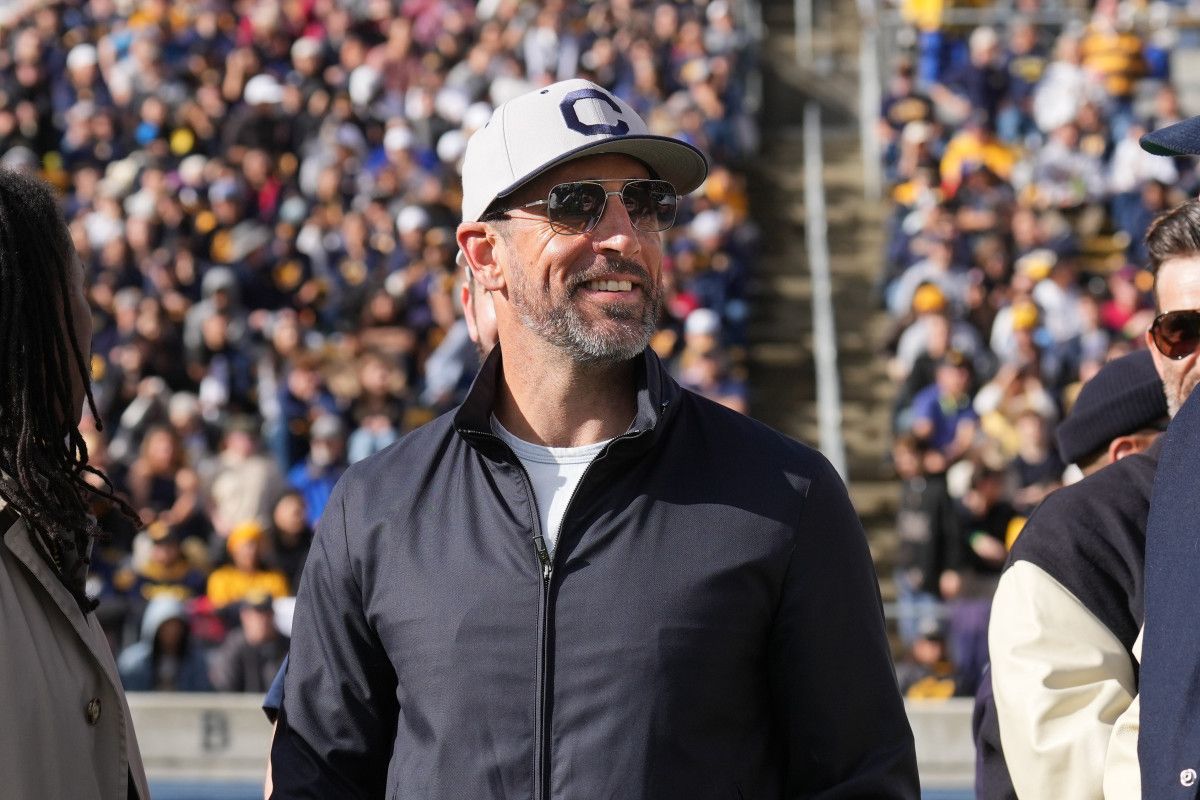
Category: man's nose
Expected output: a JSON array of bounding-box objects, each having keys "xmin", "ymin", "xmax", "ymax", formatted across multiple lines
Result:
[{"xmin": 590, "ymin": 192, "xmax": 643, "ymax": 259}]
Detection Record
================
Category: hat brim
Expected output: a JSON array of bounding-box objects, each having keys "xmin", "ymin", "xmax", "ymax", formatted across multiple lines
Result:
[
  {"xmin": 490, "ymin": 134, "xmax": 709, "ymax": 208},
  {"xmin": 1141, "ymin": 115, "xmax": 1200, "ymax": 156}
]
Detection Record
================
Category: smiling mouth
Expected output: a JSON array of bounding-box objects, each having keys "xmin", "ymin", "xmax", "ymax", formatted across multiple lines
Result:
[{"xmin": 583, "ymin": 280, "xmax": 635, "ymax": 292}]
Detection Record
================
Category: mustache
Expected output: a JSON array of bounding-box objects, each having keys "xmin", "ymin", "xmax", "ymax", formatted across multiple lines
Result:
[{"xmin": 566, "ymin": 257, "xmax": 654, "ymax": 294}]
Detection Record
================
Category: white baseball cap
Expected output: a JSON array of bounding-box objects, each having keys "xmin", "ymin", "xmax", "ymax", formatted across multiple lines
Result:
[
  {"xmin": 291, "ymin": 36, "xmax": 322, "ymax": 61},
  {"xmin": 67, "ymin": 44, "xmax": 98, "ymax": 70},
  {"xmin": 395, "ymin": 205, "xmax": 431, "ymax": 235},
  {"xmin": 348, "ymin": 65, "xmax": 379, "ymax": 107},
  {"xmin": 684, "ymin": 307, "xmax": 722, "ymax": 337},
  {"xmin": 383, "ymin": 125, "xmax": 414, "ymax": 152},
  {"xmin": 459, "ymin": 79, "xmax": 708, "ymax": 224},
  {"xmin": 244, "ymin": 74, "xmax": 283, "ymax": 106}
]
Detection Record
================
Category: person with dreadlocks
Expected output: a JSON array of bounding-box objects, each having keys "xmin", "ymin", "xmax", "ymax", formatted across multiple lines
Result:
[{"xmin": 0, "ymin": 168, "xmax": 149, "ymax": 800}]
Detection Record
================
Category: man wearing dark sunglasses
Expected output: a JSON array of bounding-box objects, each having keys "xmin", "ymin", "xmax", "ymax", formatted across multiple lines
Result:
[
  {"xmin": 270, "ymin": 79, "xmax": 918, "ymax": 799},
  {"xmin": 976, "ymin": 191, "xmax": 1200, "ymax": 800},
  {"xmin": 1119, "ymin": 154, "xmax": 1200, "ymax": 791},
  {"xmin": 982, "ymin": 194, "xmax": 1200, "ymax": 800}
]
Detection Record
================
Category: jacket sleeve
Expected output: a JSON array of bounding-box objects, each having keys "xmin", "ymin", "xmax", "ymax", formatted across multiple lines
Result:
[
  {"xmin": 262, "ymin": 654, "xmax": 287, "ymax": 723},
  {"xmin": 972, "ymin": 667, "xmax": 1019, "ymax": 800},
  {"xmin": 769, "ymin": 459, "xmax": 919, "ymax": 799},
  {"xmin": 1103, "ymin": 628, "xmax": 1142, "ymax": 800},
  {"xmin": 989, "ymin": 560, "xmax": 1136, "ymax": 800},
  {"xmin": 269, "ymin": 477, "xmax": 398, "ymax": 799}
]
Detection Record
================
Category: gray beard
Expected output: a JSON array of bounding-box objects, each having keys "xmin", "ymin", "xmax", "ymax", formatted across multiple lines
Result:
[
  {"xmin": 1165, "ymin": 372, "xmax": 1200, "ymax": 419},
  {"xmin": 1167, "ymin": 380, "xmax": 1186, "ymax": 419},
  {"xmin": 508, "ymin": 255, "xmax": 661, "ymax": 365}
]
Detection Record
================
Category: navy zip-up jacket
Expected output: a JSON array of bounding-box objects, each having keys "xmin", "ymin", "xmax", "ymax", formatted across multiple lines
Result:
[
  {"xmin": 1142, "ymin": 386, "xmax": 1200, "ymax": 798},
  {"xmin": 270, "ymin": 348, "xmax": 918, "ymax": 799}
]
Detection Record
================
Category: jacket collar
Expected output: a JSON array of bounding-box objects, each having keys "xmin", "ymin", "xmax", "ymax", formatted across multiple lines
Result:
[
  {"xmin": 0, "ymin": 499, "xmax": 125, "ymax": 699},
  {"xmin": 453, "ymin": 345, "xmax": 680, "ymax": 456}
]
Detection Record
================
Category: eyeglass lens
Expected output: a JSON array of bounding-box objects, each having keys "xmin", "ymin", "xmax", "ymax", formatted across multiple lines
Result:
[
  {"xmin": 1153, "ymin": 309, "xmax": 1200, "ymax": 359},
  {"xmin": 546, "ymin": 180, "xmax": 677, "ymax": 234}
]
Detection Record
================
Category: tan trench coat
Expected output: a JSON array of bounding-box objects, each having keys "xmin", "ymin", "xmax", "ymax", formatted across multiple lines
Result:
[{"xmin": 0, "ymin": 500, "xmax": 150, "ymax": 800}]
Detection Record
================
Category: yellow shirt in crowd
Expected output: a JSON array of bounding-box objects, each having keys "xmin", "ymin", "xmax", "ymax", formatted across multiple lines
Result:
[
  {"xmin": 901, "ymin": 0, "xmax": 993, "ymax": 33},
  {"xmin": 206, "ymin": 566, "xmax": 290, "ymax": 608},
  {"xmin": 1080, "ymin": 25, "xmax": 1144, "ymax": 99}
]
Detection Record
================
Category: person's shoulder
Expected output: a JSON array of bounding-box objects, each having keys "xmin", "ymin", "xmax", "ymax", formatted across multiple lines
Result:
[
  {"xmin": 669, "ymin": 392, "xmax": 857, "ymax": 531},
  {"xmin": 285, "ymin": 461, "xmax": 304, "ymax": 482},
  {"xmin": 331, "ymin": 409, "xmax": 460, "ymax": 493},
  {"xmin": 1078, "ymin": 445, "xmax": 1159, "ymax": 500},
  {"xmin": 207, "ymin": 563, "xmax": 239, "ymax": 580},
  {"xmin": 263, "ymin": 569, "xmax": 289, "ymax": 588},
  {"xmin": 1011, "ymin": 451, "xmax": 1155, "ymax": 561},
  {"xmin": 675, "ymin": 388, "xmax": 837, "ymax": 478},
  {"xmin": 1007, "ymin": 451, "xmax": 1153, "ymax": 651},
  {"xmin": 216, "ymin": 626, "xmax": 250, "ymax": 652},
  {"xmin": 910, "ymin": 382, "xmax": 939, "ymax": 406},
  {"xmin": 1023, "ymin": 451, "xmax": 1154, "ymax": 521}
]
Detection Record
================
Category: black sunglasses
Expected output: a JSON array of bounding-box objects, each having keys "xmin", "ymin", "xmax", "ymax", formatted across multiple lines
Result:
[
  {"xmin": 1151, "ymin": 309, "xmax": 1200, "ymax": 359},
  {"xmin": 489, "ymin": 179, "xmax": 678, "ymax": 235}
]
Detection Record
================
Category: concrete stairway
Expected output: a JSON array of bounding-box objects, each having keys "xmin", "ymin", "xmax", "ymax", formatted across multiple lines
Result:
[{"xmin": 747, "ymin": 0, "xmax": 902, "ymax": 576}]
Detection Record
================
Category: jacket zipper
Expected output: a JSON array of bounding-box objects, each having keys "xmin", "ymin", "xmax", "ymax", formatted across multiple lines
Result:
[
  {"xmin": 532, "ymin": 530, "xmax": 553, "ymax": 800},
  {"xmin": 460, "ymin": 425, "xmax": 647, "ymax": 800},
  {"xmin": 459, "ymin": 428, "xmax": 557, "ymax": 800},
  {"xmin": 530, "ymin": 426, "xmax": 651, "ymax": 800}
]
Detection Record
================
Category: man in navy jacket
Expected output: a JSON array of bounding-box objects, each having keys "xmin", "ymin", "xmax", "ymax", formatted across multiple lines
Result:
[
  {"xmin": 269, "ymin": 79, "xmax": 917, "ymax": 799},
  {"xmin": 1129, "ymin": 116, "xmax": 1200, "ymax": 800}
]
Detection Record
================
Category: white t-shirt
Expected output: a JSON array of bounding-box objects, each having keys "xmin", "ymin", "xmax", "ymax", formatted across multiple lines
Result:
[{"xmin": 491, "ymin": 415, "xmax": 611, "ymax": 554}]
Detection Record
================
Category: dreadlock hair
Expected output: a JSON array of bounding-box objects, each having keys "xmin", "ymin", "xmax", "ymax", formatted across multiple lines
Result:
[{"xmin": 0, "ymin": 168, "xmax": 137, "ymax": 610}]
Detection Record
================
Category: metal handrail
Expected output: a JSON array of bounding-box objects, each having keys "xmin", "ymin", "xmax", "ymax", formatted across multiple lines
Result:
[
  {"xmin": 858, "ymin": 0, "xmax": 884, "ymax": 201},
  {"xmin": 803, "ymin": 101, "xmax": 848, "ymax": 480},
  {"xmin": 792, "ymin": 1, "xmax": 848, "ymax": 479},
  {"xmin": 795, "ymin": 0, "xmax": 814, "ymax": 67}
]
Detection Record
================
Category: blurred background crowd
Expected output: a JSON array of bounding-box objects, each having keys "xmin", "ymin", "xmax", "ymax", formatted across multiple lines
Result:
[
  {"xmin": 881, "ymin": 0, "xmax": 1189, "ymax": 701},
  {"xmin": 0, "ymin": 0, "xmax": 759, "ymax": 693}
]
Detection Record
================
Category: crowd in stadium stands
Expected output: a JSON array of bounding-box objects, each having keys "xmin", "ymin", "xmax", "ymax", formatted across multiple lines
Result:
[
  {"xmin": 884, "ymin": 0, "xmax": 1189, "ymax": 699},
  {"xmin": 0, "ymin": 0, "xmax": 758, "ymax": 692}
]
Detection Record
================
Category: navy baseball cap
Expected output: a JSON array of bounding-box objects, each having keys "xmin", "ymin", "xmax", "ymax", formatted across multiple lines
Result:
[{"xmin": 1141, "ymin": 115, "xmax": 1200, "ymax": 156}]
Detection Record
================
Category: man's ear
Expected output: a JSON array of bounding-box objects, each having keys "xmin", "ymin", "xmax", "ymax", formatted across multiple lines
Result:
[
  {"xmin": 457, "ymin": 222, "xmax": 505, "ymax": 293},
  {"xmin": 1108, "ymin": 434, "xmax": 1138, "ymax": 464}
]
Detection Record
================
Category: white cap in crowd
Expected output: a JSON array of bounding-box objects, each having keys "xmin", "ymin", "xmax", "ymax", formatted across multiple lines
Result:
[{"xmin": 244, "ymin": 74, "xmax": 283, "ymax": 106}]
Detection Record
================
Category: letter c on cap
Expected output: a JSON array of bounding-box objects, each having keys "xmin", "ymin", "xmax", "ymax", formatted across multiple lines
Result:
[{"xmin": 559, "ymin": 89, "xmax": 629, "ymax": 137}]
